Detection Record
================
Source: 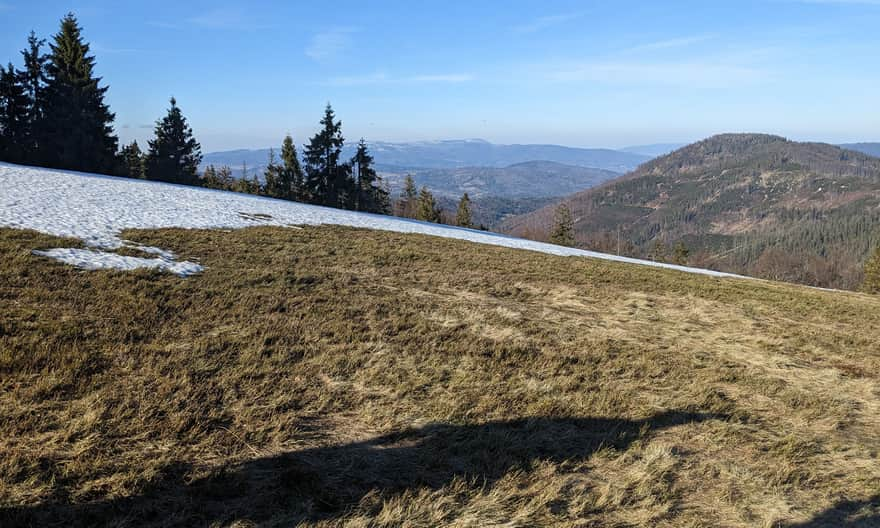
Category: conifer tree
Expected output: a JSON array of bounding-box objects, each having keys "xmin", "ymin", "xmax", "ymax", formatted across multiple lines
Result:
[
  {"xmin": 202, "ymin": 165, "xmax": 235, "ymax": 190},
  {"xmin": 416, "ymin": 186, "xmax": 442, "ymax": 223},
  {"xmin": 550, "ymin": 203, "xmax": 575, "ymax": 247},
  {"xmin": 0, "ymin": 63, "xmax": 29, "ymax": 162},
  {"xmin": 863, "ymin": 246, "xmax": 880, "ymax": 294},
  {"xmin": 280, "ymin": 134, "xmax": 304, "ymax": 201},
  {"xmin": 40, "ymin": 13, "xmax": 118, "ymax": 173},
  {"xmin": 144, "ymin": 97, "xmax": 202, "ymax": 185},
  {"xmin": 455, "ymin": 193, "xmax": 474, "ymax": 228},
  {"xmin": 263, "ymin": 148, "xmax": 282, "ymax": 197},
  {"xmin": 351, "ymin": 138, "xmax": 389, "ymax": 213},
  {"xmin": 119, "ymin": 140, "xmax": 144, "ymax": 179},
  {"xmin": 650, "ymin": 240, "xmax": 668, "ymax": 263},
  {"xmin": 303, "ymin": 104, "xmax": 351, "ymax": 208},
  {"xmin": 264, "ymin": 135, "xmax": 304, "ymax": 201},
  {"xmin": 398, "ymin": 174, "xmax": 418, "ymax": 217},
  {"xmin": 19, "ymin": 31, "xmax": 47, "ymax": 155},
  {"xmin": 673, "ymin": 241, "xmax": 689, "ymax": 265},
  {"xmin": 234, "ymin": 161, "xmax": 261, "ymax": 194}
]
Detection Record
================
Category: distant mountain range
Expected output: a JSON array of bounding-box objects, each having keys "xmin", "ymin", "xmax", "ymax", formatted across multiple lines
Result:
[
  {"xmin": 380, "ymin": 161, "xmax": 620, "ymax": 199},
  {"xmin": 502, "ymin": 133, "xmax": 880, "ymax": 289},
  {"xmin": 840, "ymin": 142, "xmax": 880, "ymax": 158},
  {"xmin": 201, "ymin": 139, "xmax": 651, "ymax": 176}
]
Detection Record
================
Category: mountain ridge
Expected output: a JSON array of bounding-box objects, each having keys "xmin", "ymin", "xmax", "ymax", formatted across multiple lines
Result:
[
  {"xmin": 201, "ymin": 139, "xmax": 650, "ymax": 174},
  {"xmin": 502, "ymin": 133, "xmax": 880, "ymax": 289}
]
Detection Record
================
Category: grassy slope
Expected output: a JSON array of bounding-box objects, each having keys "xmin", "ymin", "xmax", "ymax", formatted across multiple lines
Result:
[{"xmin": 1, "ymin": 225, "xmax": 879, "ymax": 527}]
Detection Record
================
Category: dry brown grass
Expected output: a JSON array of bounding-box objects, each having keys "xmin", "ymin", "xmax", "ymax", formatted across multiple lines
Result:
[{"xmin": 1, "ymin": 225, "xmax": 880, "ymax": 527}]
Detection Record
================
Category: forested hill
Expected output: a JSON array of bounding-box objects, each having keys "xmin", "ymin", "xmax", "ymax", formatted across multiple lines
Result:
[{"xmin": 502, "ymin": 133, "xmax": 880, "ymax": 289}]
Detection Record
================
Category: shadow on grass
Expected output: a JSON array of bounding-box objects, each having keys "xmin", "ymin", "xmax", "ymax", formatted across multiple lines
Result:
[
  {"xmin": 2, "ymin": 410, "xmax": 722, "ymax": 527},
  {"xmin": 781, "ymin": 496, "xmax": 880, "ymax": 527}
]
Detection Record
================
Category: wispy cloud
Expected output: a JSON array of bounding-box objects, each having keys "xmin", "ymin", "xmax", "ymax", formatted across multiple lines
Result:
[
  {"xmin": 326, "ymin": 72, "xmax": 474, "ymax": 86},
  {"xmin": 620, "ymin": 34, "xmax": 718, "ymax": 54},
  {"xmin": 188, "ymin": 7, "xmax": 271, "ymax": 30},
  {"xmin": 540, "ymin": 60, "xmax": 768, "ymax": 87},
  {"xmin": 511, "ymin": 12, "xmax": 582, "ymax": 34},
  {"xmin": 306, "ymin": 28, "xmax": 356, "ymax": 62}
]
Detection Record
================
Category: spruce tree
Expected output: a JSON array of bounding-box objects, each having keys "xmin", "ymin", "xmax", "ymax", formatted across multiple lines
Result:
[
  {"xmin": 455, "ymin": 193, "xmax": 474, "ymax": 228},
  {"xmin": 550, "ymin": 203, "xmax": 575, "ymax": 247},
  {"xmin": 263, "ymin": 148, "xmax": 282, "ymax": 197},
  {"xmin": 0, "ymin": 63, "xmax": 29, "ymax": 162},
  {"xmin": 144, "ymin": 97, "xmax": 202, "ymax": 185},
  {"xmin": 416, "ymin": 186, "xmax": 442, "ymax": 223},
  {"xmin": 202, "ymin": 165, "xmax": 235, "ymax": 190},
  {"xmin": 119, "ymin": 140, "xmax": 144, "ymax": 178},
  {"xmin": 264, "ymin": 135, "xmax": 304, "ymax": 201},
  {"xmin": 864, "ymin": 246, "xmax": 880, "ymax": 294},
  {"xmin": 398, "ymin": 174, "xmax": 418, "ymax": 217},
  {"xmin": 19, "ymin": 31, "xmax": 48, "ymax": 156},
  {"xmin": 40, "ymin": 13, "xmax": 118, "ymax": 173},
  {"xmin": 352, "ymin": 138, "xmax": 389, "ymax": 213},
  {"xmin": 280, "ymin": 134, "xmax": 304, "ymax": 201},
  {"xmin": 303, "ymin": 104, "xmax": 351, "ymax": 208}
]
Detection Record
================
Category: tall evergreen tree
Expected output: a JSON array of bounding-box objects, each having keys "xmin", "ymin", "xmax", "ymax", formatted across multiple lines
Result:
[
  {"xmin": 550, "ymin": 203, "xmax": 575, "ymax": 247},
  {"xmin": 40, "ymin": 13, "xmax": 118, "ymax": 173},
  {"xmin": 398, "ymin": 174, "xmax": 418, "ymax": 217},
  {"xmin": 455, "ymin": 193, "xmax": 474, "ymax": 228},
  {"xmin": 264, "ymin": 135, "xmax": 304, "ymax": 201},
  {"xmin": 864, "ymin": 246, "xmax": 880, "ymax": 294},
  {"xmin": 144, "ymin": 97, "xmax": 202, "ymax": 185},
  {"xmin": 280, "ymin": 134, "xmax": 304, "ymax": 201},
  {"xmin": 263, "ymin": 148, "xmax": 282, "ymax": 197},
  {"xmin": 351, "ymin": 138, "xmax": 389, "ymax": 213},
  {"xmin": 19, "ymin": 31, "xmax": 48, "ymax": 154},
  {"xmin": 119, "ymin": 140, "xmax": 144, "ymax": 179},
  {"xmin": 0, "ymin": 63, "xmax": 29, "ymax": 162},
  {"xmin": 303, "ymin": 104, "xmax": 351, "ymax": 208},
  {"xmin": 416, "ymin": 186, "xmax": 442, "ymax": 223}
]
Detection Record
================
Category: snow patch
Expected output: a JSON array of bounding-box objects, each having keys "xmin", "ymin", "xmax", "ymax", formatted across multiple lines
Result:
[
  {"xmin": 33, "ymin": 248, "xmax": 203, "ymax": 276},
  {"xmin": 0, "ymin": 162, "xmax": 743, "ymax": 280}
]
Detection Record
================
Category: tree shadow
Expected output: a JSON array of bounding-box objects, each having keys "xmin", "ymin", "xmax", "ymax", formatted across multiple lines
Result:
[
  {"xmin": 2, "ymin": 410, "xmax": 723, "ymax": 527},
  {"xmin": 781, "ymin": 496, "xmax": 880, "ymax": 527}
]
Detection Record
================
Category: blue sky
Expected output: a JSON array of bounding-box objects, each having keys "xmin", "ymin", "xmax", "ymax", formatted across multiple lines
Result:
[{"xmin": 1, "ymin": 0, "xmax": 879, "ymax": 152}]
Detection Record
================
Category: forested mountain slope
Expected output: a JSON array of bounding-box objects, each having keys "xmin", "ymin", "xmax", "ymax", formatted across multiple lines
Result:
[{"xmin": 502, "ymin": 134, "xmax": 880, "ymax": 289}]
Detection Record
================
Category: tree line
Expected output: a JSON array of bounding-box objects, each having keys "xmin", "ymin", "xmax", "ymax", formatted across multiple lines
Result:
[{"xmin": 0, "ymin": 13, "xmax": 483, "ymax": 223}]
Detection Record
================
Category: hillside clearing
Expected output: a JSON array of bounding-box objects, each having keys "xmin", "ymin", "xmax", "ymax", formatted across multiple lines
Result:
[
  {"xmin": 2, "ymin": 224, "xmax": 880, "ymax": 527},
  {"xmin": 0, "ymin": 163, "xmax": 739, "ymax": 279}
]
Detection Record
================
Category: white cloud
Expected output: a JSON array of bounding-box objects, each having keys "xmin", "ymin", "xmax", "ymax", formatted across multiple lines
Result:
[
  {"xmin": 188, "ymin": 7, "xmax": 270, "ymax": 30},
  {"xmin": 306, "ymin": 28, "xmax": 356, "ymax": 62},
  {"xmin": 621, "ymin": 34, "xmax": 718, "ymax": 54},
  {"xmin": 542, "ymin": 60, "xmax": 768, "ymax": 87},
  {"xmin": 327, "ymin": 72, "xmax": 474, "ymax": 86}
]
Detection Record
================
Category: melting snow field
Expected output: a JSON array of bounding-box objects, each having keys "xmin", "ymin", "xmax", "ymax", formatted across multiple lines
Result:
[{"xmin": 0, "ymin": 162, "xmax": 744, "ymax": 279}]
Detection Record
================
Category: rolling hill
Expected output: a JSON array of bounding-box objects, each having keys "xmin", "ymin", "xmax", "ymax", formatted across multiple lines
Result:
[
  {"xmin": 380, "ymin": 161, "xmax": 620, "ymax": 199},
  {"xmin": 840, "ymin": 142, "xmax": 880, "ymax": 158},
  {"xmin": 502, "ymin": 134, "xmax": 880, "ymax": 289},
  {"xmin": 2, "ymin": 163, "xmax": 880, "ymax": 526},
  {"xmin": 201, "ymin": 139, "xmax": 650, "ymax": 176}
]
